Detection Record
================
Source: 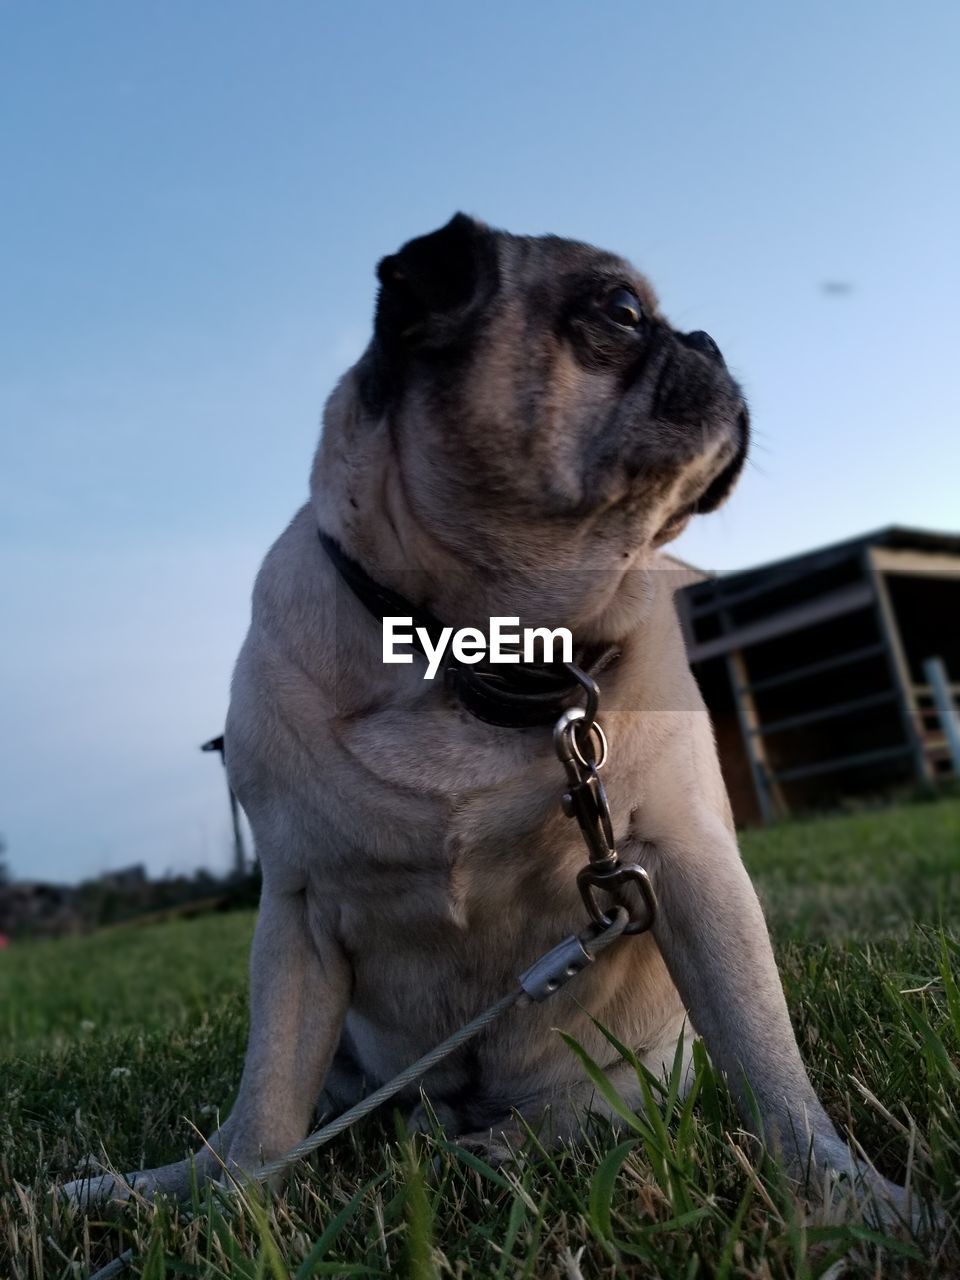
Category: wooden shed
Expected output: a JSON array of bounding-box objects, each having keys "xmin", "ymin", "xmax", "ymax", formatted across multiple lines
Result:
[{"xmin": 675, "ymin": 526, "xmax": 960, "ymax": 825}]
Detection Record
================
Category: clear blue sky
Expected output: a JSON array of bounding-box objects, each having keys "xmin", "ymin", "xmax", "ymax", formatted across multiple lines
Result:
[{"xmin": 2, "ymin": 2, "xmax": 958, "ymax": 884}]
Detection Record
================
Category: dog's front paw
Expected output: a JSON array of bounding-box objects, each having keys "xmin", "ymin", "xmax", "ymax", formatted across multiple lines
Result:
[
  {"xmin": 859, "ymin": 1175, "xmax": 941, "ymax": 1237},
  {"xmin": 60, "ymin": 1153, "xmax": 213, "ymax": 1211},
  {"xmin": 61, "ymin": 1171, "xmax": 141, "ymax": 1211},
  {"xmin": 822, "ymin": 1166, "xmax": 941, "ymax": 1238}
]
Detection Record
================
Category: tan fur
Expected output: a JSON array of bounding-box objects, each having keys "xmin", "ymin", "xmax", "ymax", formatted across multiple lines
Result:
[{"xmin": 63, "ymin": 222, "xmax": 914, "ymax": 1226}]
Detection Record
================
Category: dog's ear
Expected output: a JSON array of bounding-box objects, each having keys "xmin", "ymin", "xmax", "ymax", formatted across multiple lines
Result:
[{"xmin": 373, "ymin": 213, "xmax": 498, "ymax": 350}]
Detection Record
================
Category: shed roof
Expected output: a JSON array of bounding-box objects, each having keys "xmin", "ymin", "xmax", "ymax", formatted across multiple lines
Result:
[{"xmin": 684, "ymin": 525, "xmax": 960, "ymax": 603}]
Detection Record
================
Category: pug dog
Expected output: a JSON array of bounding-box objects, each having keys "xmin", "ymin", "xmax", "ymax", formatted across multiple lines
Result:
[{"xmin": 64, "ymin": 214, "xmax": 911, "ymax": 1221}]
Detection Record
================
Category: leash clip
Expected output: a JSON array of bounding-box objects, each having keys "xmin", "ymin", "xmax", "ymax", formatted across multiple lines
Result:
[
  {"xmin": 554, "ymin": 672, "xmax": 658, "ymax": 937},
  {"xmin": 577, "ymin": 858, "xmax": 657, "ymax": 936}
]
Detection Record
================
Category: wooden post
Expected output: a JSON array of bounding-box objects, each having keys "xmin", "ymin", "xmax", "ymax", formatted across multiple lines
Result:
[
  {"xmin": 201, "ymin": 735, "xmax": 248, "ymax": 877},
  {"xmin": 865, "ymin": 549, "xmax": 933, "ymax": 786},
  {"xmin": 923, "ymin": 656, "xmax": 960, "ymax": 776},
  {"xmin": 726, "ymin": 649, "xmax": 783, "ymax": 823}
]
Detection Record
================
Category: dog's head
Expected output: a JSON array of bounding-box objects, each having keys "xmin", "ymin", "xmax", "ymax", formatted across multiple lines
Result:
[{"xmin": 318, "ymin": 214, "xmax": 748, "ymax": 623}]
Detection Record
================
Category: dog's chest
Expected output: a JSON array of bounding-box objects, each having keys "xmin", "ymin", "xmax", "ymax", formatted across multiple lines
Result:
[
  {"xmin": 322, "ymin": 778, "xmax": 582, "ymax": 943},
  {"xmin": 314, "ymin": 701, "xmax": 641, "ymax": 945}
]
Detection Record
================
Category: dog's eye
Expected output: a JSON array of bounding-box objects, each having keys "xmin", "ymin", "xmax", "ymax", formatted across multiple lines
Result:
[{"xmin": 599, "ymin": 287, "xmax": 643, "ymax": 330}]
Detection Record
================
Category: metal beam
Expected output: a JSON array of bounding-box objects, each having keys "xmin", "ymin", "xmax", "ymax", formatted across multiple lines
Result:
[
  {"xmin": 771, "ymin": 744, "xmax": 914, "ymax": 784},
  {"xmin": 687, "ymin": 583, "xmax": 874, "ymax": 663},
  {"xmin": 748, "ymin": 690, "xmax": 898, "ymax": 738},
  {"xmin": 740, "ymin": 642, "xmax": 886, "ymax": 695},
  {"xmin": 687, "ymin": 545, "xmax": 865, "ymax": 620},
  {"xmin": 914, "ymin": 680, "xmax": 960, "ymax": 696}
]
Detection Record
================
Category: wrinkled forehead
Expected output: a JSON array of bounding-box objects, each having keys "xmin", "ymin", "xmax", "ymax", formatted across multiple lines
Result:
[{"xmin": 497, "ymin": 231, "xmax": 660, "ymax": 316}]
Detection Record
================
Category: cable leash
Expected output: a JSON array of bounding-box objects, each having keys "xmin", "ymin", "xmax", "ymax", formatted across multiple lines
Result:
[
  {"xmin": 254, "ymin": 905, "xmax": 631, "ymax": 1184},
  {"xmin": 85, "ymin": 909, "xmax": 631, "ymax": 1280},
  {"xmin": 85, "ymin": 667, "xmax": 655, "ymax": 1279}
]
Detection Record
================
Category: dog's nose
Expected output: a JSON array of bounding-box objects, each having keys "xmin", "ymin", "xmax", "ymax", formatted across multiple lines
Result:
[{"xmin": 681, "ymin": 330, "xmax": 724, "ymax": 362}]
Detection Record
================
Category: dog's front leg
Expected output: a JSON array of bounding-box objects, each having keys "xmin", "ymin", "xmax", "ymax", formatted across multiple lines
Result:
[
  {"xmin": 217, "ymin": 883, "xmax": 352, "ymax": 1176},
  {"xmin": 63, "ymin": 885, "xmax": 350, "ymax": 1207},
  {"xmin": 641, "ymin": 807, "xmax": 911, "ymax": 1220}
]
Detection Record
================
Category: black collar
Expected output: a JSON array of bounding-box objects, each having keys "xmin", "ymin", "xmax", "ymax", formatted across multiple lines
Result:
[{"xmin": 318, "ymin": 529, "xmax": 619, "ymax": 728}]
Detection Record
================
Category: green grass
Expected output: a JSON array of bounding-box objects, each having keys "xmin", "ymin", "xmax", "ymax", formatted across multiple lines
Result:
[{"xmin": 2, "ymin": 799, "xmax": 958, "ymax": 1278}]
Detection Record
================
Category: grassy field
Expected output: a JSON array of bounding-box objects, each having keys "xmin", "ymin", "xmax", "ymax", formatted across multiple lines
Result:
[{"xmin": 2, "ymin": 799, "xmax": 958, "ymax": 1279}]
